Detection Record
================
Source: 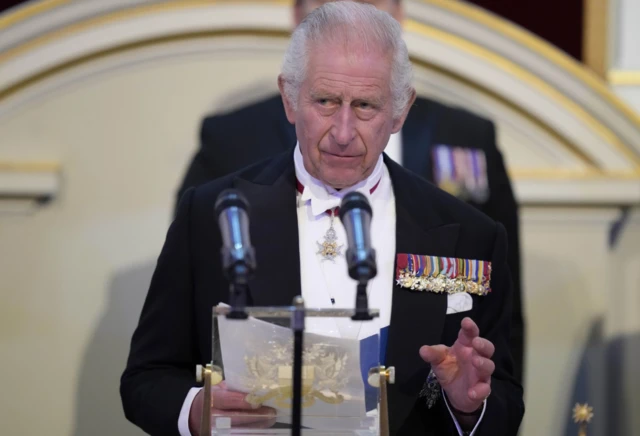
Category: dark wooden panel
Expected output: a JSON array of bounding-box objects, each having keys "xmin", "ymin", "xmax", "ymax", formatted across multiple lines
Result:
[
  {"xmin": 0, "ymin": 1, "xmax": 25, "ymax": 15},
  {"xmin": 0, "ymin": 0, "xmax": 585, "ymax": 61},
  {"xmin": 466, "ymin": 0, "xmax": 584, "ymax": 61}
]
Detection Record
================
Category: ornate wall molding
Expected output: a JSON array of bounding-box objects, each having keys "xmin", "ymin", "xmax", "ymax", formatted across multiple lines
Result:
[{"xmin": 1, "ymin": 0, "xmax": 638, "ymax": 204}]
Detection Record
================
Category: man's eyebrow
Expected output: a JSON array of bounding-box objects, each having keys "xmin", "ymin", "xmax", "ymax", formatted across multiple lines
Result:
[
  {"xmin": 353, "ymin": 95, "xmax": 385, "ymax": 106},
  {"xmin": 309, "ymin": 89, "xmax": 340, "ymax": 100},
  {"xmin": 309, "ymin": 90, "xmax": 385, "ymax": 106}
]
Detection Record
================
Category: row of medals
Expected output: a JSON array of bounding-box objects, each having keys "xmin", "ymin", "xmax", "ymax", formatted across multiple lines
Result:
[
  {"xmin": 397, "ymin": 271, "xmax": 488, "ymax": 296},
  {"xmin": 317, "ymin": 216, "xmax": 489, "ymax": 296}
]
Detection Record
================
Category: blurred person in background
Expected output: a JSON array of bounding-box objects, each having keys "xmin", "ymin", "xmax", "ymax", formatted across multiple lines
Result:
[{"xmin": 176, "ymin": 0, "xmax": 525, "ymax": 384}]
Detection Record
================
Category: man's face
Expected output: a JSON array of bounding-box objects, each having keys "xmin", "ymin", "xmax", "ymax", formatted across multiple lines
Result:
[
  {"xmin": 295, "ymin": 0, "xmax": 403, "ymax": 25},
  {"xmin": 279, "ymin": 43, "xmax": 413, "ymax": 189}
]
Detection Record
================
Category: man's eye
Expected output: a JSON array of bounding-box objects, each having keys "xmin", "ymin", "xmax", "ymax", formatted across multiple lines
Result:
[
  {"xmin": 318, "ymin": 99, "xmax": 331, "ymax": 105},
  {"xmin": 358, "ymin": 102, "xmax": 372, "ymax": 109}
]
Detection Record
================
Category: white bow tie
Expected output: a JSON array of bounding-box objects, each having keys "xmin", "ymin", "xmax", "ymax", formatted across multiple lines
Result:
[{"xmin": 299, "ymin": 178, "xmax": 380, "ymax": 217}]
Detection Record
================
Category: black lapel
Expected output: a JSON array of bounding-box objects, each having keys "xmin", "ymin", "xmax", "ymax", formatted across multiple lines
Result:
[
  {"xmin": 401, "ymin": 97, "xmax": 437, "ymax": 181},
  {"xmin": 384, "ymin": 157, "xmax": 460, "ymax": 432},
  {"xmin": 234, "ymin": 152, "xmax": 301, "ymax": 307}
]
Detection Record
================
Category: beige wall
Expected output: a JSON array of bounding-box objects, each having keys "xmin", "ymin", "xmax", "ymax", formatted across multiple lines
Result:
[{"xmin": 0, "ymin": 51, "xmax": 284, "ymax": 436}]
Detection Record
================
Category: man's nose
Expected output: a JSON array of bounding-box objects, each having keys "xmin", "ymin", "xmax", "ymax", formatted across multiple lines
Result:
[{"xmin": 330, "ymin": 104, "xmax": 356, "ymax": 147}]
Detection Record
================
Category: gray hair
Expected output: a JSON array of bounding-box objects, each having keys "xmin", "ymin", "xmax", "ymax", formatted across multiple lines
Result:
[{"xmin": 281, "ymin": 1, "xmax": 413, "ymax": 118}]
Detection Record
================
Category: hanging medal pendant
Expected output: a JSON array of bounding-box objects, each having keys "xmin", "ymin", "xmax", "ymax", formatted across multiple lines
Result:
[{"xmin": 316, "ymin": 209, "xmax": 343, "ymax": 261}]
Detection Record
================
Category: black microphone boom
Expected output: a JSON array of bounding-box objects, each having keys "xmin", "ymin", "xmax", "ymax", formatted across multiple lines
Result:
[
  {"xmin": 339, "ymin": 191, "xmax": 376, "ymax": 321},
  {"xmin": 215, "ymin": 189, "xmax": 256, "ymax": 318}
]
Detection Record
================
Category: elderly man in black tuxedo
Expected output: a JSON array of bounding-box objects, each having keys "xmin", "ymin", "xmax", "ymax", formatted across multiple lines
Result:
[
  {"xmin": 123, "ymin": 3, "xmax": 524, "ymax": 435},
  {"xmin": 176, "ymin": 0, "xmax": 525, "ymax": 386}
]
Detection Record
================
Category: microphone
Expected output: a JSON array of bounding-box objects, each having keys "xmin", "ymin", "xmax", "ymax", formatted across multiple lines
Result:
[
  {"xmin": 215, "ymin": 189, "xmax": 256, "ymax": 285},
  {"xmin": 339, "ymin": 192, "xmax": 376, "ymax": 320},
  {"xmin": 339, "ymin": 191, "xmax": 377, "ymax": 283}
]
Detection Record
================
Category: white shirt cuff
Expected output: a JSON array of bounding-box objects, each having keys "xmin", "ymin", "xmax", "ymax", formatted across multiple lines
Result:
[
  {"xmin": 442, "ymin": 389, "xmax": 487, "ymax": 436},
  {"xmin": 178, "ymin": 387, "xmax": 203, "ymax": 436}
]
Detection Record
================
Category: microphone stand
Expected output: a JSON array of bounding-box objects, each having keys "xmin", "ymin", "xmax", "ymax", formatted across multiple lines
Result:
[
  {"xmin": 291, "ymin": 296, "xmax": 305, "ymax": 436},
  {"xmin": 227, "ymin": 263, "xmax": 250, "ymax": 319},
  {"xmin": 352, "ymin": 281, "xmax": 373, "ymax": 321},
  {"xmin": 352, "ymin": 266, "xmax": 374, "ymax": 321}
]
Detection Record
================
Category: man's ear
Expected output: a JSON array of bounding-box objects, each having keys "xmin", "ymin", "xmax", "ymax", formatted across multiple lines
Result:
[
  {"xmin": 278, "ymin": 75, "xmax": 297, "ymax": 124},
  {"xmin": 391, "ymin": 88, "xmax": 417, "ymax": 133}
]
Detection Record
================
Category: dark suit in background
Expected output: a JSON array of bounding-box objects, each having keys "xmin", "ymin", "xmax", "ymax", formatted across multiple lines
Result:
[
  {"xmin": 124, "ymin": 152, "xmax": 524, "ymax": 435},
  {"xmin": 177, "ymin": 94, "xmax": 525, "ymax": 383}
]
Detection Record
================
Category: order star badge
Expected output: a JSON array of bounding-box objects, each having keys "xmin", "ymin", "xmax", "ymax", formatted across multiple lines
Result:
[
  {"xmin": 317, "ymin": 226, "xmax": 343, "ymax": 261},
  {"xmin": 573, "ymin": 403, "xmax": 594, "ymax": 424},
  {"xmin": 573, "ymin": 403, "xmax": 593, "ymax": 436}
]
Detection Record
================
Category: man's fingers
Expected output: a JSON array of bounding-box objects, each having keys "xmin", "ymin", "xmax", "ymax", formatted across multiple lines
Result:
[
  {"xmin": 212, "ymin": 407, "xmax": 277, "ymax": 427},
  {"xmin": 419, "ymin": 344, "xmax": 449, "ymax": 366},
  {"xmin": 472, "ymin": 355, "xmax": 495, "ymax": 380},
  {"xmin": 212, "ymin": 389, "xmax": 261, "ymax": 411},
  {"xmin": 468, "ymin": 382, "xmax": 491, "ymax": 403},
  {"xmin": 472, "ymin": 336, "xmax": 495, "ymax": 359},
  {"xmin": 457, "ymin": 317, "xmax": 480, "ymax": 346}
]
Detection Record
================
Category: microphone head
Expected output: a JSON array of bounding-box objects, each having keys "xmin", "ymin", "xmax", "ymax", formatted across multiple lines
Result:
[
  {"xmin": 215, "ymin": 188, "xmax": 255, "ymax": 283},
  {"xmin": 338, "ymin": 191, "xmax": 372, "ymax": 222},
  {"xmin": 338, "ymin": 191, "xmax": 376, "ymax": 283},
  {"xmin": 215, "ymin": 189, "xmax": 249, "ymax": 218}
]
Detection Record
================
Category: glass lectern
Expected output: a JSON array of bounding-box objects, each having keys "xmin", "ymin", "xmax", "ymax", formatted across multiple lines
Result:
[{"xmin": 195, "ymin": 303, "xmax": 394, "ymax": 435}]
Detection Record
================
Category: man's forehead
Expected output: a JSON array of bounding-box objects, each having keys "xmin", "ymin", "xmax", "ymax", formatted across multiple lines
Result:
[{"xmin": 305, "ymin": 0, "xmax": 396, "ymax": 8}]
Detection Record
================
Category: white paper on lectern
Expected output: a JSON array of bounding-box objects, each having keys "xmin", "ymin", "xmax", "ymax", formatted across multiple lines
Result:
[{"xmin": 216, "ymin": 306, "xmax": 369, "ymax": 427}]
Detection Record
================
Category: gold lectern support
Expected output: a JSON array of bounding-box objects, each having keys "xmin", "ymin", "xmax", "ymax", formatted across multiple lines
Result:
[
  {"xmin": 369, "ymin": 365, "xmax": 395, "ymax": 436},
  {"xmin": 196, "ymin": 364, "xmax": 212, "ymax": 436},
  {"xmin": 196, "ymin": 363, "xmax": 223, "ymax": 436},
  {"xmin": 380, "ymin": 366, "xmax": 395, "ymax": 436}
]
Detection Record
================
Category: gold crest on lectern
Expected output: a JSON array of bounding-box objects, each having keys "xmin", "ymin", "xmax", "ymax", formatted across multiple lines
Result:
[{"xmin": 243, "ymin": 341, "xmax": 349, "ymax": 408}]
